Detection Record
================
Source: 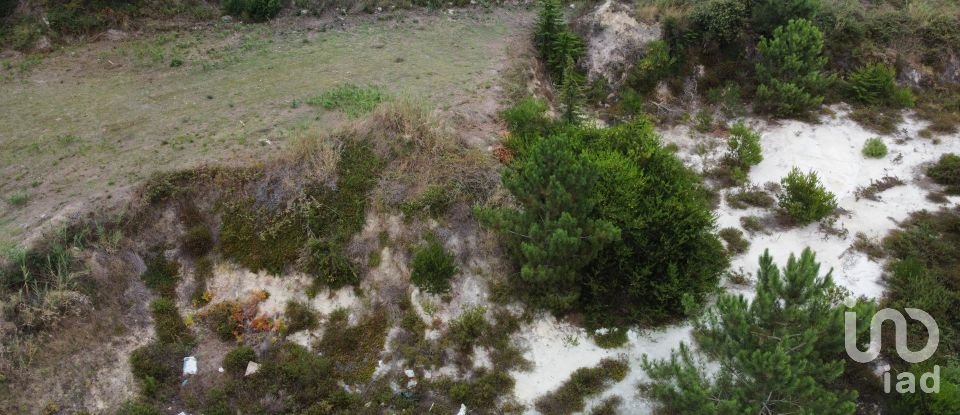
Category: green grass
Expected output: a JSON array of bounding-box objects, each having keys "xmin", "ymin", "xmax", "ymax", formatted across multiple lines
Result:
[
  {"xmin": 306, "ymin": 84, "xmax": 386, "ymax": 117},
  {"xmin": 6, "ymin": 191, "xmax": 27, "ymax": 208}
]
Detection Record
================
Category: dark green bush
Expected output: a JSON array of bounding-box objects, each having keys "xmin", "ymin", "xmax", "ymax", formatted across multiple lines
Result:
[
  {"xmin": 130, "ymin": 342, "xmax": 186, "ymax": 400},
  {"xmin": 726, "ymin": 186, "xmax": 775, "ymax": 209},
  {"xmin": 534, "ymin": 358, "xmax": 630, "ymax": 415},
  {"xmin": 181, "ymin": 224, "xmax": 213, "ymax": 257},
  {"xmin": 479, "ymin": 119, "xmax": 728, "ymax": 326},
  {"xmin": 150, "ymin": 297, "xmax": 194, "ymax": 345},
  {"xmin": 141, "ymin": 253, "xmax": 180, "ymax": 298},
  {"xmin": 284, "ymin": 300, "xmax": 318, "ymax": 334},
  {"xmin": 691, "ymin": 0, "xmax": 748, "ymax": 46},
  {"xmin": 750, "ymin": 0, "xmax": 821, "ymax": 36},
  {"xmin": 755, "ymin": 19, "xmax": 829, "ymax": 118},
  {"xmin": 410, "ymin": 235, "xmax": 458, "ymax": 294},
  {"xmin": 400, "ymin": 184, "xmax": 452, "ymax": 218},
  {"xmin": 446, "ymin": 305, "xmax": 488, "ymax": 352},
  {"xmin": 447, "ymin": 368, "xmax": 515, "ymax": 409},
  {"xmin": 223, "ymin": 345, "xmax": 256, "ymax": 377},
  {"xmin": 778, "ymin": 167, "xmax": 837, "ymax": 224},
  {"xmin": 626, "ymin": 40, "xmax": 677, "ymax": 94},
  {"xmin": 223, "ymin": 0, "xmax": 281, "ymax": 22},
  {"xmin": 848, "ymin": 63, "xmax": 914, "ymax": 108},
  {"xmin": 927, "ymin": 153, "xmax": 960, "ymax": 193},
  {"xmin": 298, "ymin": 238, "xmax": 358, "ymax": 292},
  {"xmin": 718, "ymin": 227, "xmax": 750, "ymax": 255},
  {"xmin": 118, "ymin": 401, "xmax": 163, "ymax": 415}
]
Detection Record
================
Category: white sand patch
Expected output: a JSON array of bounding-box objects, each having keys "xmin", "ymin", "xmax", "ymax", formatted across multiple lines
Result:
[
  {"xmin": 205, "ymin": 261, "xmax": 362, "ymax": 320},
  {"xmin": 512, "ymin": 109, "xmax": 960, "ymax": 413}
]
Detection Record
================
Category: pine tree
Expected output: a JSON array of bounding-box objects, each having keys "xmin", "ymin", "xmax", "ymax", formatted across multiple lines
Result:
[
  {"xmin": 534, "ymin": 0, "xmax": 564, "ymax": 65},
  {"xmin": 477, "ymin": 136, "xmax": 620, "ymax": 312},
  {"xmin": 642, "ymin": 248, "xmax": 874, "ymax": 414},
  {"xmin": 754, "ymin": 18, "xmax": 829, "ymax": 117},
  {"xmin": 558, "ymin": 56, "xmax": 584, "ymax": 124}
]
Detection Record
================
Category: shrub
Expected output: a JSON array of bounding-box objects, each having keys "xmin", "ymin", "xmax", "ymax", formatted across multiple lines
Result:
[
  {"xmin": 316, "ymin": 309, "xmax": 389, "ymax": 382},
  {"xmin": 626, "ymin": 40, "xmax": 676, "ymax": 94},
  {"xmin": 726, "ymin": 186, "xmax": 775, "ymax": 209},
  {"xmin": 718, "ymin": 227, "xmax": 750, "ymax": 255},
  {"xmin": 755, "ymin": 19, "xmax": 829, "ymax": 118},
  {"xmin": 130, "ymin": 342, "xmax": 186, "ymax": 400},
  {"xmin": 848, "ymin": 63, "xmax": 914, "ymax": 108},
  {"xmin": 446, "ymin": 305, "xmax": 488, "ymax": 352},
  {"xmin": 927, "ymin": 153, "xmax": 960, "ymax": 192},
  {"xmin": 6, "ymin": 191, "xmax": 28, "ymax": 208},
  {"xmin": 501, "ymin": 97, "xmax": 552, "ymax": 143},
  {"xmin": 778, "ymin": 167, "xmax": 837, "ymax": 224},
  {"xmin": 447, "ymin": 368, "xmax": 515, "ymax": 409},
  {"xmin": 479, "ymin": 120, "xmax": 728, "ymax": 326},
  {"xmin": 740, "ymin": 215, "xmax": 765, "ymax": 234},
  {"xmin": 410, "ymin": 235, "xmax": 458, "ymax": 294},
  {"xmin": 141, "ymin": 253, "xmax": 180, "ymax": 298},
  {"xmin": 535, "ymin": 358, "xmax": 630, "ymax": 415},
  {"xmin": 722, "ymin": 122, "xmax": 763, "ymax": 184},
  {"xmin": 533, "ymin": 0, "xmax": 584, "ymax": 83},
  {"xmin": 298, "ymin": 238, "xmax": 358, "ymax": 292},
  {"xmin": 400, "ymin": 185, "xmax": 452, "ymax": 218},
  {"xmin": 750, "ymin": 0, "xmax": 821, "ymax": 36},
  {"xmin": 181, "ymin": 225, "xmax": 213, "ymax": 257},
  {"xmin": 691, "ymin": 0, "xmax": 748, "ymax": 45},
  {"xmin": 118, "ymin": 401, "xmax": 162, "ymax": 415},
  {"xmin": 204, "ymin": 301, "xmax": 242, "ymax": 341},
  {"xmin": 862, "ymin": 137, "xmax": 888, "ymax": 158},
  {"xmin": 223, "ymin": 345, "xmax": 257, "ymax": 377},
  {"xmin": 223, "ymin": 0, "xmax": 281, "ymax": 22},
  {"xmin": 150, "ymin": 298, "xmax": 194, "ymax": 345},
  {"xmin": 284, "ymin": 300, "xmax": 318, "ymax": 334}
]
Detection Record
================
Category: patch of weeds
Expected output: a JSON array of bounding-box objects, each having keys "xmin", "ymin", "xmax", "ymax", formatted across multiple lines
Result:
[
  {"xmin": 222, "ymin": 345, "xmax": 256, "ymax": 377},
  {"xmin": 726, "ymin": 268, "xmax": 750, "ymax": 286},
  {"xmin": 400, "ymin": 184, "xmax": 453, "ymax": 218},
  {"xmin": 367, "ymin": 249, "xmax": 382, "ymax": 268},
  {"xmin": 854, "ymin": 176, "xmax": 904, "ymax": 201},
  {"xmin": 927, "ymin": 153, "xmax": 960, "ymax": 194},
  {"xmin": 181, "ymin": 225, "xmax": 213, "ymax": 257},
  {"xmin": 143, "ymin": 170, "xmax": 196, "ymax": 204},
  {"xmin": 203, "ymin": 301, "xmax": 243, "ymax": 341},
  {"xmin": 849, "ymin": 106, "xmax": 901, "ymax": 135},
  {"xmin": 592, "ymin": 327, "xmax": 628, "ymax": 349},
  {"xmin": 725, "ymin": 186, "xmax": 775, "ymax": 209},
  {"xmin": 740, "ymin": 215, "xmax": 766, "ymax": 234},
  {"xmin": 694, "ymin": 109, "xmax": 714, "ymax": 133},
  {"xmin": 718, "ymin": 227, "xmax": 749, "ymax": 255},
  {"xmin": 927, "ymin": 191, "xmax": 949, "ymax": 204},
  {"xmin": 190, "ymin": 257, "xmax": 213, "ymax": 307},
  {"xmin": 150, "ymin": 297, "xmax": 195, "ymax": 346},
  {"xmin": 284, "ymin": 300, "xmax": 318, "ymax": 334},
  {"xmin": 306, "ymin": 84, "xmax": 385, "ymax": 117},
  {"xmin": 446, "ymin": 305, "xmax": 488, "ymax": 353},
  {"xmin": 117, "ymin": 401, "xmax": 162, "ymax": 415},
  {"xmin": 130, "ymin": 342, "xmax": 190, "ymax": 400},
  {"xmin": 299, "ymin": 238, "xmax": 358, "ymax": 295},
  {"xmin": 410, "ymin": 233, "xmax": 458, "ymax": 294},
  {"xmin": 589, "ymin": 396, "xmax": 624, "ymax": 415},
  {"xmin": 141, "ymin": 253, "xmax": 180, "ymax": 298},
  {"xmin": 851, "ymin": 232, "xmax": 885, "ymax": 260},
  {"xmin": 862, "ymin": 137, "xmax": 888, "ymax": 158},
  {"xmin": 778, "ymin": 167, "xmax": 837, "ymax": 225},
  {"xmin": 534, "ymin": 358, "xmax": 630, "ymax": 415},
  {"xmin": 446, "ymin": 368, "xmax": 516, "ymax": 410},
  {"xmin": 315, "ymin": 308, "xmax": 389, "ymax": 383},
  {"xmin": 5, "ymin": 191, "xmax": 28, "ymax": 208},
  {"xmin": 818, "ymin": 216, "xmax": 849, "ymax": 239}
]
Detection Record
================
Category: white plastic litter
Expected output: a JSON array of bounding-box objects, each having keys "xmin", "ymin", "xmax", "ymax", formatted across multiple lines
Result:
[
  {"xmin": 244, "ymin": 361, "xmax": 261, "ymax": 376},
  {"xmin": 456, "ymin": 404, "xmax": 466, "ymax": 415},
  {"xmin": 404, "ymin": 369, "xmax": 415, "ymax": 378},
  {"xmin": 182, "ymin": 356, "xmax": 198, "ymax": 376},
  {"xmin": 218, "ymin": 367, "xmax": 225, "ymax": 373}
]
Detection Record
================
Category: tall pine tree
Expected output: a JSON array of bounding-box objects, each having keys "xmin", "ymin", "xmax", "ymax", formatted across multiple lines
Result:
[{"xmin": 642, "ymin": 248, "xmax": 873, "ymax": 414}]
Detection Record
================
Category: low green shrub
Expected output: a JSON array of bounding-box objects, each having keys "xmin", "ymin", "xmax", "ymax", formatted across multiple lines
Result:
[
  {"xmin": 740, "ymin": 215, "xmax": 765, "ymax": 234},
  {"xmin": 316, "ymin": 309, "xmax": 388, "ymax": 382},
  {"xmin": 778, "ymin": 167, "xmax": 837, "ymax": 224},
  {"xmin": 754, "ymin": 19, "xmax": 829, "ymax": 118},
  {"xmin": 130, "ymin": 342, "xmax": 187, "ymax": 400},
  {"xmin": 204, "ymin": 301, "xmax": 242, "ymax": 341},
  {"xmin": 223, "ymin": 0, "xmax": 281, "ymax": 22},
  {"xmin": 534, "ymin": 358, "xmax": 630, "ymax": 415},
  {"xmin": 150, "ymin": 298, "xmax": 194, "ymax": 345},
  {"xmin": 848, "ymin": 63, "xmax": 914, "ymax": 108},
  {"xmin": 118, "ymin": 401, "xmax": 162, "ymax": 415},
  {"xmin": 927, "ymin": 153, "xmax": 960, "ymax": 193},
  {"xmin": 726, "ymin": 186, "xmax": 775, "ymax": 209},
  {"xmin": 862, "ymin": 137, "xmax": 888, "ymax": 158},
  {"xmin": 718, "ymin": 227, "xmax": 750, "ymax": 255},
  {"xmin": 446, "ymin": 305, "xmax": 488, "ymax": 352},
  {"xmin": 625, "ymin": 40, "xmax": 676, "ymax": 94},
  {"xmin": 410, "ymin": 235, "xmax": 458, "ymax": 294},
  {"xmin": 6, "ymin": 191, "xmax": 28, "ymax": 208},
  {"xmin": 298, "ymin": 238, "xmax": 358, "ymax": 293},
  {"xmin": 181, "ymin": 224, "xmax": 213, "ymax": 257},
  {"xmin": 592, "ymin": 327, "xmax": 628, "ymax": 349},
  {"xmin": 284, "ymin": 300, "xmax": 318, "ymax": 334},
  {"xmin": 223, "ymin": 345, "xmax": 257, "ymax": 377},
  {"xmin": 447, "ymin": 368, "xmax": 516, "ymax": 409},
  {"xmin": 400, "ymin": 185, "xmax": 452, "ymax": 218},
  {"xmin": 141, "ymin": 253, "xmax": 180, "ymax": 298}
]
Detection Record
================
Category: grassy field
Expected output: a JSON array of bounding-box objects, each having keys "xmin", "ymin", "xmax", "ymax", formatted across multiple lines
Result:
[{"xmin": 0, "ymin": 11, "xmax": 515, "ymax": 248}]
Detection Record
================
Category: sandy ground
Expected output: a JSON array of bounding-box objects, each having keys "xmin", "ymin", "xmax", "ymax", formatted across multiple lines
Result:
[{"xmin": 510, "ymin": 108, "xmax": 960, "ymax": 414}]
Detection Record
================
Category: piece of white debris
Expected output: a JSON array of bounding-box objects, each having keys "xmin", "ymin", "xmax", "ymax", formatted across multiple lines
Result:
[
  {"xmin": 404, "ymin": 369, "xmax": 415, "ymax": 378},
  {"xmin": 218, "ymin": 367, "xmax": 224, "ymax": 373},
  {"xmin": 244, "ymin": 361, "xmax": 260, "ymax": 376},
  {"xmin": 182, "ymin": 356, "xmax": 198, "ymax": 375},
  {"xmin": 407, "ymin": 379, "xmax": 418, "ymax": 388},
  {"xmin": 457, "ymin": 403, "xmax": 467, "ymax": 415}
]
